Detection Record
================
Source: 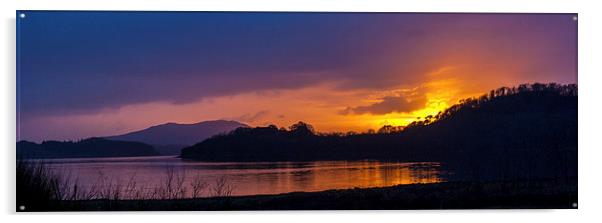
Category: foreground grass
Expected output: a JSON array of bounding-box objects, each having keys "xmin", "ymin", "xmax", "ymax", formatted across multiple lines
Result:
[{"xmin": 27, "ymin": 178, "xmax": 576, "ymax": 211}]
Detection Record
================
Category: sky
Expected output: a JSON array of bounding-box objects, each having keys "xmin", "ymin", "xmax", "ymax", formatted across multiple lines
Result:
[{"xmin": 17, "ymin": 12, "xmax": 577, "ymax": 142}]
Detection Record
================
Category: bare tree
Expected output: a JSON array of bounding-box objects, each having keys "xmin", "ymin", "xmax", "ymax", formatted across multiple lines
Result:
[
  {"xmin": 159, "ymin": 166, "xmax": 187, "ymax": 199},
  {"xmin": 211, "ymin": 176, "xmax": 234, "ymax": 197},
  {"xmin": 190, "ymin": 173, "xmax": 208, "ymax": 198}
]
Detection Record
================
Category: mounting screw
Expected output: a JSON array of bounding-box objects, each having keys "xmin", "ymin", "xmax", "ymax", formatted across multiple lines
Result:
[
  {"xmin": 19, "ymin": 13, "xmax": 26, "ymax": 19},
  {"xmin": 572, "ymin": 202, "xmax": 577, "ymax": 208},
  {"xmin": 19, "ymin": 205, "xmax": 25, "ymax": 211},
  {"xmin": 572, "ymin": 16, "xmax": 577, "ymax": 21}
]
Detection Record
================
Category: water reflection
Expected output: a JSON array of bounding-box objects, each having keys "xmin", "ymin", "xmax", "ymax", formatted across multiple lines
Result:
[{"xmin": 42, "ymin": 156, "xmax": 444, "ymax": 198}]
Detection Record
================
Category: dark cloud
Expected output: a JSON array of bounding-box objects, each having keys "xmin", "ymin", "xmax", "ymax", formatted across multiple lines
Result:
[
  {"xmin": 18, "ymin": 12, "xmax": 577, "ymax": 120},
  {"xmin": 340, "ymin": 95, "xmax": 427, "ymax": 115},
  {"xmin": 18, "ymin": 12, "xmax": 420, "ymax": 117}
]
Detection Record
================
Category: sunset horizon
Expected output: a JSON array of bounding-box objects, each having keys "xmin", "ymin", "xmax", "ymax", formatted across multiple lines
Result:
[
  {"xmin": 18, "ymin": 81, "xmax": 577, "ymax": 142},
  {"xmin": 62, "ymin": 81, "xmax": 578, "ymax": 140}
]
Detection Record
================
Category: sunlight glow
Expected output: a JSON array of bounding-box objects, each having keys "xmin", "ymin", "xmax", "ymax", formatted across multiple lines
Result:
[{"xmin": 356, "ymin": 78, "xmax": 474, "ymax": 130}]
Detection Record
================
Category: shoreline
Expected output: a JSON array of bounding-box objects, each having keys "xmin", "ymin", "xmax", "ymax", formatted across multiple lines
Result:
[{"xmin": 30, "ymin": 178, "xmax": 577, "ymax": 211}]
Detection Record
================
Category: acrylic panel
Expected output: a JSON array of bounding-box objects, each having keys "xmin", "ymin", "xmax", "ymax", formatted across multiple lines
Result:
[{"xmin": 16, "ymin": 11, "xmax": 577, "ymax": 211}]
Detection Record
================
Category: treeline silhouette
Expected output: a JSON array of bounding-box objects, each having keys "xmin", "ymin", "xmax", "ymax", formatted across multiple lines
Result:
[
  {"xmin": 17, "ymin": 137, "xmax": 159, "ymax": 159},
  {"xmin": 181, "ymin": 83, "xmax": 577, "ymax": 181}
]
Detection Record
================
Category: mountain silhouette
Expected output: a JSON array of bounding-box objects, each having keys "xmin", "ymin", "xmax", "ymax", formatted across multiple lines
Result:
[
  {"xmin": 17, "ymin": 137, "xmax": 159, "ymax": 159},
  {"xmin": 181, "ymin": 83, "xmax": 577, "ymax": 181},
  {"xmin": 105, "ymin": 120, "xmax": 248, "ymax": 154}
]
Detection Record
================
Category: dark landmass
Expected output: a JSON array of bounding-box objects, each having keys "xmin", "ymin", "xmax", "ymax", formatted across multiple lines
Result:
[
  {"xmin": 181, "ymin": 83, "xmax": 577, "ymax": 180},
  {"xmin": 105, "ymin": 120, "xmax": 248, "ymax": 155},
  {"xmin": 16, "ymin": 137, "xmax": 159, "ymax": 159},
  {"xmin": 31, "ymin": 178, "xmax": 576, "ymax": 211}
]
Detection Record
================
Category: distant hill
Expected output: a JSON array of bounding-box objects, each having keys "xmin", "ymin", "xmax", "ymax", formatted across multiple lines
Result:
[
  {"xmin": 181, "ymin": 83, "xmax": 577, "ymax": 181},
  {"xmin": 17, "ymin": 137, "xmax": 159, "ymax": 159},
  {"xmin": 105, "ymin": 120, "xmax": 248, "ymax": 155}
]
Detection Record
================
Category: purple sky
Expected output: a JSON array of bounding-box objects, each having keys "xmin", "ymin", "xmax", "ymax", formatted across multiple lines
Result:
[{"xmin": 17, "ymin": 12, "xmax": 577, "ymax": 141}]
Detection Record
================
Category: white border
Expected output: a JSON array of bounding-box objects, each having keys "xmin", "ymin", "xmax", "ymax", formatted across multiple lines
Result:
[{"xmin": 2, "ymin": 0, "xmax": 601, "ymax": 223}]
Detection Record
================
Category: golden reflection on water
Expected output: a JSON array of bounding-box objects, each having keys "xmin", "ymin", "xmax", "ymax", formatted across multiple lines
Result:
[{"xmin": 229, "ymin": 161, "xmax": 442, "ymax": 196}]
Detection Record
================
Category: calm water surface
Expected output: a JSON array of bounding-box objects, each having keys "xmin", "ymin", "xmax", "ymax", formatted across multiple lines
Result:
[{"xmin": 41, "ymin": 156, "xmax": 445, "ymax": 198}]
